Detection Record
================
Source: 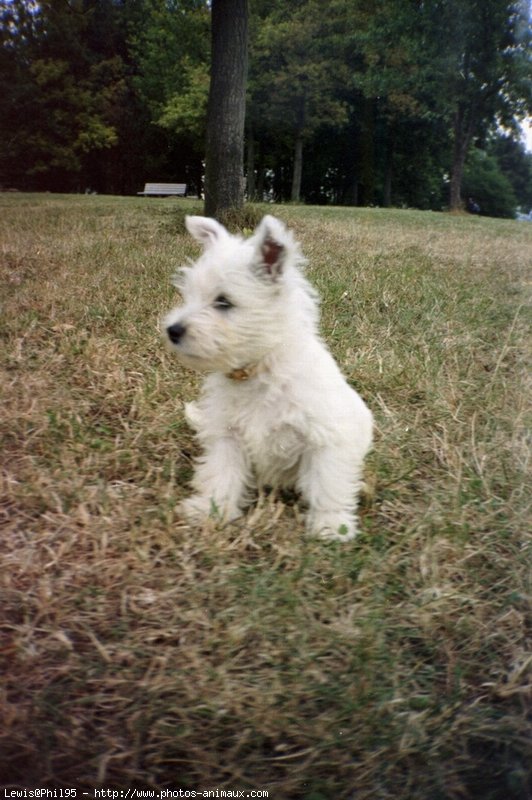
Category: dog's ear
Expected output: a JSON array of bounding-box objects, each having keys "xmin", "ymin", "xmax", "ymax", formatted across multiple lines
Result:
[
  {"xmin": 253, "ymin": 215, "xmax": 289, "ymax": 280},
  {"xmin": 185, "ymin": 216, "xmax": 228, "ymax": 248}
]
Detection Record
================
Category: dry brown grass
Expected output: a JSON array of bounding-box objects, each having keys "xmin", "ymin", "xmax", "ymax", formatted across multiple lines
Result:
[{"xmin": 1, "ymin": 194, "xmax": 530, "ymax": 797}]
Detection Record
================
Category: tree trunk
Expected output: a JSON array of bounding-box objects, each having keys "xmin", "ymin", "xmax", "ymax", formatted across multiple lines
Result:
[
  {"xmin": 291, "ymin": 133, "xmax": 304, "ymax": 202},
  {"xmin": 359, "ymin": 97, "xmax": 375, "ymax": 206},
  {"xmin": 204, "ymin": 0, "xmax": 249, "ymax": 218},
  {"xmin": 256, "ymin": 164, "xmax": 265, "ymax": 201},
  {"xmin": 449, "ymin": 103, "xmax": 475, "ymax": 212},
  {"xmin": 246, "ymin": 122, "xmax": 256, "ymax": 201},
  {"xmin": 383, "ymin": 128, "xmax": 394, "ymax": 207}
]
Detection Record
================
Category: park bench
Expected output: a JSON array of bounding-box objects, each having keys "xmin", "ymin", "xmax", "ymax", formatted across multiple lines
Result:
[{"xmin": 137, "ymin": 183, "xmax": 187, "ymax": 197}]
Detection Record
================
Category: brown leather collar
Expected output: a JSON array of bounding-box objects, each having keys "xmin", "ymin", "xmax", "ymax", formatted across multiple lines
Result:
[{"xmin": 226, "ymin": 363, "xmax": 259, "ymax": 381}]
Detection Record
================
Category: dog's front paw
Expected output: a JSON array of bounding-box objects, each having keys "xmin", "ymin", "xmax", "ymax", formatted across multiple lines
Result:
[
  {"xmin": 184, "ymin": 401, "xmax": 203, "ymax": 431},
  {"xmin": 306, "ymin": 511, "xmax": 358, "ymax": 542},
  {"xmin": 178, "ymin": 494, "xmax": 213, "ymax": 524},
  {"xmin": 178, "ymin": 495, "xmax": 242, "ymax": 525}
]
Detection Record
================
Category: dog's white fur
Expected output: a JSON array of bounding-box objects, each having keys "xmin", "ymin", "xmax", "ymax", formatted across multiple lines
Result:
[{"xmin": 163, "ymin": 215, "xmax": 373, "ymax": 540}]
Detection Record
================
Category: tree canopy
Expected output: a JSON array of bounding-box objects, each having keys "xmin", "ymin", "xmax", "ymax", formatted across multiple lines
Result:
[{"xmin": 1, "ymin": 0, "xmax": 531, "ymax": 216}]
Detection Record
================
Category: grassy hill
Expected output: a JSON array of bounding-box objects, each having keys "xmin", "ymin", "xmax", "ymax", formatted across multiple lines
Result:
[{"xmin": 1, "ymin": 194, "xmax": 530, "ymax": 797}]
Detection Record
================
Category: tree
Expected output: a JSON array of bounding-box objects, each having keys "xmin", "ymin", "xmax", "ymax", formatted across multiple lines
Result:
[
  {"xmin": 249, "ymin": 0, "xmax": 348, "ymax": 202},
  {"xmin": 421, "ymin": 0, "xmax": 532, "ymax": 211},
  {"xmin": 462, "ymin": 148, "xmax": 517, "ymax": 217},
  {"xmin": 488, "ymin": 132, "xmax": 532, "ymax": 210},
  {"xmin": 130, "ymin": 0, "xmax": 210, "ymax": 195},
  {"xmin": 0, "ymin": 0, "xmax": 142, "ymax": 192},
  {"xmin": 204, "ymin": 0, "xmax": 249, "ymax": 218},
  {"xmin": 0, "ymin": 0, "xmax": 111, "ymax": 190},
  {"xmin": 346, "ymin": 0, "xmax": 438, "ymax": 206}
]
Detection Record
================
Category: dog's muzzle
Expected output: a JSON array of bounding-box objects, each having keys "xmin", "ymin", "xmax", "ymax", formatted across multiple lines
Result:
[{"xmin": 167, "ymin": 322, "xmax": 186, "ymax": 344}]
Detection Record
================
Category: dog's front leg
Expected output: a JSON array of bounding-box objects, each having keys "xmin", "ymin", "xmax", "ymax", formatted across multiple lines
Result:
[
  {"xmin": 298, "ymin": 447, "xmax": 363, "ymax": 541},
  {"xmin": 179, "ymin": 436, "xmax": 250, "ymax": 524}
]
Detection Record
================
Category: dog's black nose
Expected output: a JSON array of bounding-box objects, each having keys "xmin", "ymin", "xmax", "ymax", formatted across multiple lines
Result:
[{"xmin": 167, "ymin": 322, "xmax": 186, "ymax": 344}]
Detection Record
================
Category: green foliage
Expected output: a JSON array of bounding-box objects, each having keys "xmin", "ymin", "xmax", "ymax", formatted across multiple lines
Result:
[
  {"xmin": 130, "ymin": 0, "xmax": 209, "ymax": 123},
  {"xmin": 349, "ymin": 0, "xmax": 429, "ymax": 119},
  {"xmin": 250, "ymin": 1, "xmax": 348, "ymax": 136},
  {"xmin": 463, "ymin": 149, "xmax": 518, "ymax": 218},
  {"xmin": 488, "ymin": 132, "xmax": 532, "ymax": 210},
  {"xmin": 14, "ymin": 55, "xmax": 117, "ymax": 176},
  {"xmin": 157, "ymin": 58, "xmax": 210, "ymax": 139},
  {"xmin": 0, "ymin": 0, "xmax": 140, "ymax": 190}
]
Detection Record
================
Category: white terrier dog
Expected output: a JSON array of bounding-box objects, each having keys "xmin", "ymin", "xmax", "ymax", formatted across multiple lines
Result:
[{"xmin": 163, "ymin": 215, "xmax": 373, "ymax": 540}]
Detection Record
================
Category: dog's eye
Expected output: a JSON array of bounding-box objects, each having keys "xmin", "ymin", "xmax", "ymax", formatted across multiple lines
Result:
[{"xmin": 213, "ymin": 295, "xmax": 233, "ymax": 310}]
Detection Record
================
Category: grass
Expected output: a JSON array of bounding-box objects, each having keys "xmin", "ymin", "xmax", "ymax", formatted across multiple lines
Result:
[{"xmin": 1, "ymin": 194, "xmax": 530, "ymax": 798}]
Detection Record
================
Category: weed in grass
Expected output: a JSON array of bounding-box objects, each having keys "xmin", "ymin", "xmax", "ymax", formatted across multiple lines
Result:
[{"xmin": 0, "ymin": 195, "xmax": 530, "ymax": 797}]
